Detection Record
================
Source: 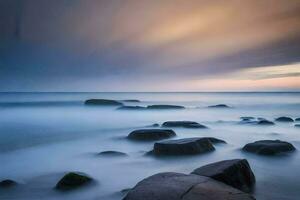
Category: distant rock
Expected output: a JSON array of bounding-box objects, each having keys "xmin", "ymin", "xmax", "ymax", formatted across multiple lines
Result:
[
  {"xmin": 127, "ymin": 129, "xmax": 176, "ymax": 141},
  {"xmin": 0, "ymin": 179, "xmax": 17, "ymax": 188},
  {"xmin": 162, "ymin": 121, "xmax": 207, "ymax": 128},
  {"xmin": 85, "ymin": 99, "xmax": 123, "ymax": 106},
  {"xmin": 240, "ymin": 117, "xmax": 255, "ymax": 121},
  {"xmin": 295, "ymin": 118, "xmax": 300, "ymax": 121},
  {"xmin": 192, "ymin": 159, "xmax": 255, "ymax": 193},
  {"xmin": 146, "ymin": 105, "xmax": 185, "ymax": 109},
  {"xmin": 153, "ymin": 138, "xmax": 215, "ymax": 155},
  {"xmin": 55, "ymin": 172, "xmax": 94, "ymax": 191},
  {"xmin": 97, "ymin": 151, "xmax": 128, "ymax": 157},
  {"xmin": 295, "ymin": 124, "xmax": 300, "ymax": 128},
  {"xmin": 121, "ymin": 99, "xmax": 141, "ymax": 102},
  {"xmin": 208, "ymin": 104, "xmax": 231, "ymax": 108},
  {"xmin": 117, "ymin": 106, "xmax": 146, "ymax": 110},
  {"xmin": 124, "ymin": 172, "xmax": 255, "ymax": 200},
  {"xmin": 256, "ymin": 119, "xmax": 275, "ymax": 125},
  {"xmin": 243, "ymin": 140, "xmax": 296, "ymax": 155},
  {"xmin": 275, "ymin": 116, "xmax": 294, "ymax": 122}
]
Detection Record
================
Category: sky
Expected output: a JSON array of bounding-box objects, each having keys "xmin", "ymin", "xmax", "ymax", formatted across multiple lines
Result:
[{"xmin": 0, "ymin": 0, "xmax": 300, "ymax": 92}]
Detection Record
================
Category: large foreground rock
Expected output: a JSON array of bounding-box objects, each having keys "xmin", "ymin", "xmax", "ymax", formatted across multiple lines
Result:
[
  {"xmin": 192, "ymin": 159, "xmax": 255, "ymax": 192},
  {"xmin": 123, "ymin": 172, "xmax": 255, "ymax": 200},
  {"xmin": 128, "ymin": 129, "xmax": 176, "ymax": 141},
  {"xmin": 84, "ymin": 99, "xmax": 123, "ymax": 106},
  {"xmin": 162, "ymin": 121, "xmax": 207, "ymax": 128},
  {"xmin": 243, "ymin": 140, "xmax": 296, "ymax": 155},
  {"xmin": 146, "ymin": 105, "xmax": 185, "ymax": 109},
  {"xmin": 153, "ymin": 138, "xmax": 215, "ymax": 155},
  {"xmin": 55, "ymin": 172, "xmax": 93, "ymax": 191}
]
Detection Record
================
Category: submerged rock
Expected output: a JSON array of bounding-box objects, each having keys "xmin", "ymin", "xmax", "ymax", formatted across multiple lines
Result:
[
  {"xmin": 0, "ymin": 179, "xmax": 17, "ymax": 188},
  {"xmin": 85, "ymin": 99, "xmax": 123, "ymax": 106},
  {"xmin": 153, "ymin": 138, "xmax": 215, "ymax": 155},
  {"xmin": 208, "ymin": 104, "xmax": 230, "ymax": 108},
  {"xmin": 117, "ymin": 106, "xmax": 146, "ymax": 110},
  {"xmin": 127, "ymin": 129, "xmax": 176, "ymax": 141},
  {"xmin": 55, "ymin": 172, "xmax": 93, "ymax": 191},
  {"xmin": 275, "ymin": 117, "xmax": 294, "ymax": 122},
  {"xmin": 146, "ymin": 105, "xmax": 185, "ymax": 109},
  {"xmin": 192, "ymin": 159, "xmax": 255, "ymax": 193},
  {"xmin": 243, "ymin": 140, "xmax": 296, "ymax": 155},
  {"xmin": 162, "ymin": 121, "xmax": 207, "ymax": 128},
  {"xmin": 124, "ymin": 172, "xmax": 255, "ymax": 200},
  {"xmin": 97, "ymin": 151, "xmax": 128, "ymax": 157},
  {"xmin": 256, "ymin": 119, "xmax": 275, "ymax": 125}
]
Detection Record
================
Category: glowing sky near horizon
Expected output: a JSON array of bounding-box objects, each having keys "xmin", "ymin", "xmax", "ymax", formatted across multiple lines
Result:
[{"xmin": 0, "ymin": 0, "xmax": 299, "ymax": 91}]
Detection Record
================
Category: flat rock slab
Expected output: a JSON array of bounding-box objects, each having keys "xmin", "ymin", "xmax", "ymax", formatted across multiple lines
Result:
[
  {"xmin": 55, "ymin": 172, "xmax": 93, "ymax": 191},
  {"xmin": 124, "ymin": 172, "xmax": 255, "ymax": 200},
  {"xmin": 162, "ymin": 121, "xmax": 207, "ymax": 128},
  {"xmin": 146, "ymin": 105, "xmax": 185, "ymax": 109},
  {"xmin": 153, "ymin": 138, "xmax": 215, "ymax": 155},
  {"xmin": 128, "ymin": 129, "xmax": 176, "ymax": 141},
  {"xmin": 192, "ymin": 159, "xmax": 255, "ymax": 193},
  {"xmin": 85, "ymin": 99, "xmax": 123, "ymax": 106},
  {"xmin": 275, "ymin": 117, "xmax": 294, "ymax": 122},
  {"xmin": 243, "ymin": 140, "xmax": 296, "ymax": 155}
]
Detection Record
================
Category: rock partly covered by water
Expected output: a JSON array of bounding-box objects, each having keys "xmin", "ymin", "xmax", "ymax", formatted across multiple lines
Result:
[
  {"xmin": 127, "ymin": 129, "xmax": 176, "ymax": 141},
  {"xmin": 0, "ymin": 179, "xmax": 17, "ymax": 188},
  {"xmin": 192, "ymin": 159, "xmax": 255, "ymax": 193},
  {"xmin": 275, "ymin": 116, "xmax": 294, "ymax": 122},
  {"xmin": 123, "ymin": 172, "xmax": 255, "ymax": 200},
  {"xmin": 121, "ymin": 99, "xmax": 141, "ymax": 102},
  {"xmin": 117, "ymin": 106, "xmax": 146, "ymax": 110},
  {"xmin": 208, "ymin": 104, "xmax": 231, "ymax": 108},
  {"xmin": 55, "ymin": 172, "xmax": 94, "ymax": 191},
  {"xmin": 85, "ymin": 99, "xmax": 123, "ymax": 106},
  {"xmin": 97, "ymin": 151, "xmax": 128, "ymax": 157},
  {"xmin": 295, "ymin": 118, "xmax": 300, "ymax": 121},
  {"xmin": 240, "ymin": 117, "xmax": 255, "ymax": 121},
  {"xmin": 256, "ymin": 119, "xmax": 275, "ymax": 125},
  {"xmin": 243, "ymin": 140, "xmax": 296, "ymax": 155},
  {"xmin": 146, "ymin": 105, "xmax": 185, "ymax": 109},
  {"xmin": 162, "ymin": 121, "xmax": 207, "ymax": 128},
  {"xmin": 153, "ymin": 138, "xmax": 215, "ymax": 155}
]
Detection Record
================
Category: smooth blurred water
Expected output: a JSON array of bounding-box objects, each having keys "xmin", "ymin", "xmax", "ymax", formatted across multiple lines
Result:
[{"xmin": 0, "ymin": 92, "xmax": 299, "ymax": 200}]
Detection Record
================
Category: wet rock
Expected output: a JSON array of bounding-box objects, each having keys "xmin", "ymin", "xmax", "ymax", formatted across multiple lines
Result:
[
  {"xmin": 97, "ymin": 151, "xmax": 128, "ymax": 157},
  {"xmin": 85, "ymin": 99, "xmax": 123, "ymax": 106},
  {"xmin": 275, "ymin": 117, "xmax": 294, "ymax": 122},
  {"xmin": 208, "ymin": 104, "xmax": 230, "ymax": 108},
  {"xmin": 146, "ymin": 105, "xmax": 185, "ymax": 109},
  {"xmin": 202, "ymin": 137, "xmax": 226, "ymax": 144},
  {"xmin": 243, "ymin": 140, "xmax": 296, "ymax": 155},
  {"xmin": 55, "ymin": 172, "xmax": 93, "ymax": 191},
  {"xmin": 127, "ymin": 129, "xmax": 176, "ymax": 141},
  {"xmin": 162, "ymin": 121, "xmax": 207, "ymax": 128},
  {"xmin": 153, "ymin": 138, "xmax": 215, "ymax": 155},
  {"xmin": 256, "ymin": 119, "xmax": 275, "ymax": 125},
  {"xmin": 123, "ymin": 172, "xmax": 255, "ymax": 200},
  {"xmin": 117, "ymin": 106, "xmax": 146, "ymax": 110},
  {"xmin": 192, "ymin": 159, "xmax": 255, "ymax": 193},
  {"xmin": 0, "ymin": 179, "xmax": 17, "ymax": 188}
]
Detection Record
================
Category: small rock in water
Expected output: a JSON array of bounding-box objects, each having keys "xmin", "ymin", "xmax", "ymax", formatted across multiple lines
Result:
[
  {"xmin": 153, "ymin": 138, "xmax": 215, "ymax": 155},
  {"xmin": 84, "ymin": 99, "xmax": 123, "ymax": 106},
  {"xmin": 208, "ymin": 104, "xmax": 230, "ymax": 108},
  {"xmin": 162, "ymin": 121, "xmax": 207, "ymax": 128},
  {"xmin": 0, "ymin": 179, "xmax": 17, "ymax": 188},
  {"xmin": 127, "ymin": 129, "xmax": 176, "ymax": 141},
  {"xmin": 256, "ymin": 119, "xmax": 275, "ymax": 125},
  {"xmin": 121, "ymin": 99, "xmax": 140, "ymax": 102},
  {"xmin": 275, "ymin": 116, "xmax": 294, "ymax": 122},
  {"xmin": 295, "ymin": 117, "xmax": 300, "ymax": 121},
  {"xmin": 117, "ymin": 106, "xmax": 146, "ymax": 110},
  {"xmin": 192, "ymin": 159, "xmax": 255, "ymax": 193},
  {"xmin": 97, "ymin": 151, "xmax": 128, "ymax": 157},
  {"xmin": 240, "ymin": 117, "xmax": 255, "ymax": 121},
  {"xmin": 146, "ymin": 105, "xmax": 185, "ymax": 109},
  {"xmin": 243, "ymin": 140, "xmax": 296, "ymax": 155},
  {"xmin": 55, "ymin": 172, "xmax": 94, "ymax": 191}
]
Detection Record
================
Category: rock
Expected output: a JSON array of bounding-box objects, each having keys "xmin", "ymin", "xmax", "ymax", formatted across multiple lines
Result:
[
  {"xmin": 55, "ymin": 172, "xmax": 93, "ymax": 191},
  {"xmin": 146, "ymin": 105, "xmax": 185, "ymax": 109},
  {"xmin": 97, "ymin": 151, "xmax": 128, "ymax": 157},
  {"xmin": 295, "ymin": 118, "xmax": 300, "ymax": 121},
  {"xmin": 192, "ymin": 159, "xmax": 255, "ymax": 193},
  {"xmin": 162, "ymin": 121, "xmax": 207, "ymax": 128},
  {"xmin": 123, "ymin": 172, "xmax": 255, "ymax": 200},
  {"xmin": 202, "ymin": 137, "xmax": 226, "ymax": 144},
  {"xmin": 240, "ymin": 117, "xmax": 255, "ymax": 120},
  {"xmin": 275, "ymin": 116, "xmax": 294, "ymax": 122},
  {"xmin": 256, "ymin": 119, "xmax": 275, "ymax": 125},
  {"xmin": 208, "ymin": 104, "xmax": 230, "ymax": 108},
  {"xmin": 0, "ymin": 179, "xmax": 17, "ymax": 188},
  {"xmin": 85, "ymin": 99, "xmax": 123, "ymax": 106},
  {"xmin": 117, "ymin": 106, "xmax": 146, "ymax": 110},
  {"xmin": 122, "ymin": 99, "xmax": 140, "ymax": 102},
  {"xmin": 127, "ymin": 129, "xmax": 176, "ymax": 141},
  {"xmin": 295, "ymin": 124, "xmax": 300, "ymax": 127},
  {"xmin": 243, "ymin": 140, "xmax": 296, "ymax": 155},
  {"xmin": 153, "ymin": 138, "xmax": 215, "ymax": 155},
  {"xmin": 121, "ymin": 188, "xmax": 132, "ymax": 194}
]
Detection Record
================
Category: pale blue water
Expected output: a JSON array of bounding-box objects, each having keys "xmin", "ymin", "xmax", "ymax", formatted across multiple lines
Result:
[{"xmin": 0, "ymin": 92, "xmax": 299, "ymax": 200}]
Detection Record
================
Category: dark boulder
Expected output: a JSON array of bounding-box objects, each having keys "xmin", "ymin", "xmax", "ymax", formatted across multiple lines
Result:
[
  {"xmin": 208, "ymin": 104, "xmax": 230, "ymax": 108},
  {"xmin": 123, "ymin": 172, "xmax": 255, "ymax": 200},
  {"xmin": 243, "ymin": 140, "xmax": 296, "ymax": 155},
  {"xmin": 97, "ymin": 151, "xmax": 128, "ymax": 157},
  {"xmin": 162, "ymin": 121, "xmax": 207, "ymax": 128},
  {"xmin": 128, "ymin": 129, "xmax": 176, "ymax": 141},
  {"xmin": 192, "ymin": 159, "xmax": 255, "ymax": 193},
  {"xmin": 256, "ymin": 119, "xmax": 275, "ymax": 125},
  {"xmin": 85, "ymin": 99, "xmax": 123, "ymax": 106},
  {"xmin": 0, "ymin": 179, "xmax": 17, "ymax": 188},
  {"xmin": 202, "ymin": 137, "xmax": 226, "ymax": 144},
  {"xmin": 153, "ymin": 138, "xmax": 215, "ymax": 155},
  {"xmin": 117, "ymin": 106, "xmax": 146, "ymax": 110},
  {"xmin": 295, "ymin": 118, "xmax": 300, "ymax": 121},
  {"xmin": 240, "ymin": 117, "xmax": 255, "ymax": 121},
  {"xmin": 55, "ymin": 172, "xmax": 93, "ymax": 191},
  {"xmin": 146, "ymin": 105, "xmax": 185, "ymax": 109},
  {"xmin": 275, "ymin": 117, "xmax": 294, "ymax": 122}
]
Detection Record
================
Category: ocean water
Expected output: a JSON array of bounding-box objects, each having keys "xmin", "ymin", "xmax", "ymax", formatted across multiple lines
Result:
[{"xmin": 0, "ymin": 92, "xmax": 299, "ymax": 200}]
